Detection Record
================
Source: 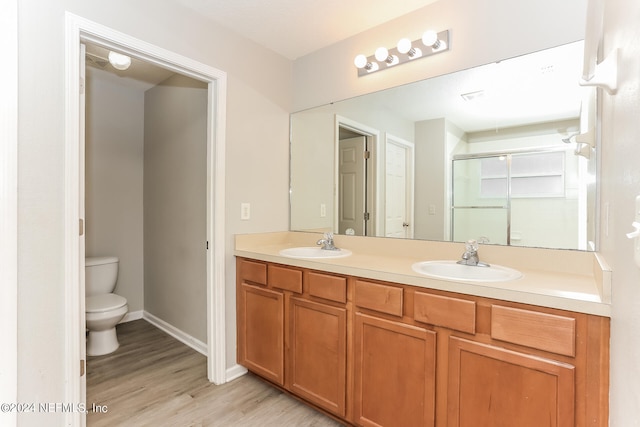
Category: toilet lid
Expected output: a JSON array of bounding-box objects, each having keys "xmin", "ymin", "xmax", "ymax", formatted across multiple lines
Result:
[{"xmin": 86, "ymin": 294, "xmax": 127, "ymax": 313}]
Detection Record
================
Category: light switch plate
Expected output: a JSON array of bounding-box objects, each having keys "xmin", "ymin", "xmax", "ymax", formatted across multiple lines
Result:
[{"xmin": 241, "ymin": 203, "xmax": 251, "ymax": 220}]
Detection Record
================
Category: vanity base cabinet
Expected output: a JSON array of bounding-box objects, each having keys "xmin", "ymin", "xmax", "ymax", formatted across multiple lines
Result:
[
  {"xmin": 237, "ymin": 259, "xmax": 350, "ymax": 420},
  {"xmin": 235, "ymin": 258, "xmax": 609, "ymax": 427},
  {"xmin": 447, "ymin": 336, "xmax": 575, "ymax": 427},
  {"xmin": 354, "ymin": 313, "xmax": 436, "ymax": 427},
  {"xmin": 237, "ymin": 283, "xmax": 284, "ymax": 386},
  {"xmin": 289, "ymin": 297, "xmax": 347, "ymax": 417}
]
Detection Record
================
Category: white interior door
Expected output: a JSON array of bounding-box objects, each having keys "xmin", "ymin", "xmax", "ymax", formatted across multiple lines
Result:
[
  {"xmin": 385, "ymin": 136, "xmax": 414, "ymax": 238},
  {"xmin": 339, "ymin": 136, "xmax": 366, "ymax": 235}
]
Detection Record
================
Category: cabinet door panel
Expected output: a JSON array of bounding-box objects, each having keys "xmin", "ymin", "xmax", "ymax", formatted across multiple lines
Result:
[
  {"xmin": 354, "ymin": 313, "xmax": 436, "ymax": 427},
  {"xmin": 448, "ymin": 337, "xmax": 575, "ymax": 427},
  {"xmin": 290, "ymin": 298, "xmax": 347, "ymax": 417},
  {"xmin": 238, "ymin": 283, "xmax": 284, "ymax": 385}
]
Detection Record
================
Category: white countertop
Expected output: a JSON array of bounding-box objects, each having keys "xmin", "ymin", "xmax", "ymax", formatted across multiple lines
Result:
[{"xmin": 235, "ymin": 232, "xmax": 611, "ymax": 317}]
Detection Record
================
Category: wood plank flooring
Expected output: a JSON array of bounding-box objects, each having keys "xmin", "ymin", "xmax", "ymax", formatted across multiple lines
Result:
[{"xmin": 87, "ymin": 319, "xmax": 342, "ymax": 426}]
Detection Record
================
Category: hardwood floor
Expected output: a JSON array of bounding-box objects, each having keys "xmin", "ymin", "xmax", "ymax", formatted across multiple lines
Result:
[{"xmin": 87, "ymin": 319, "xmax": 342, "ymax": 426}]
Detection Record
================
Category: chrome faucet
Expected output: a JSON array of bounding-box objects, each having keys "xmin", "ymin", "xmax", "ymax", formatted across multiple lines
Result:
[
  {"xmin": 316, "ymin": 232, "xmax": 339, "ymax": 251},
  {"xmin": 457, "ymin": 239, "xmax": 490, "ymax": 267}
]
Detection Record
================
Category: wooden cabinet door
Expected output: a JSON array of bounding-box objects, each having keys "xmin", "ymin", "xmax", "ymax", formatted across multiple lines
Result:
[
  {"xmin": 289, "ymin": 298, "xmax": 347, "ymax": 417},
  {"xmin": 447, "ymin": 337, "xmax": 575, "ymax": 427},
  {"xmin": 237, "ymin": 283, "xmax": 284, "ymax": 385},
  {"xmin": 354, "ymin": 313, "xmax": 436, "ymax": 427}
]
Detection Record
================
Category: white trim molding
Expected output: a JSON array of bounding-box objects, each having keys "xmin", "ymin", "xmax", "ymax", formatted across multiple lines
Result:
[
  {"xmin": 143, "ymin": 311, "xmax": 208, "ymax": 356},
  {"xmin": 65, "ymin": 12, "xmax": 228, "ymax": 426},
  {"xmin": 225, "ymin": 364, "xmax": 249, "ymax": 382},
  {"xmin": 0, "ymin": 1, "xmax": 18, "ymax": 426}
]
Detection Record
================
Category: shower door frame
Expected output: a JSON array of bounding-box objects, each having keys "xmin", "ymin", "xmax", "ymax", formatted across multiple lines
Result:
[{"xmin": 451, "ymin": 147, "xmax": 570, "ymax": 246}]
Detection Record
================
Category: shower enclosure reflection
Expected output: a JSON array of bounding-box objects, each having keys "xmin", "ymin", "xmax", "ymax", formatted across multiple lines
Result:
[{"xmin": 452, "ymin": 147, "xmax": 592, "ymax": 250}]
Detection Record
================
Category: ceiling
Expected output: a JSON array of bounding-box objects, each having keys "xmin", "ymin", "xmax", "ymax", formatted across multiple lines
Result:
[
  {"xmin": 85, "ymin": 0, "xmax": 439, "ymax": 89},
  {"xmin": 173, "ymin": 0, "xmax": 440, "ymax": 60}
]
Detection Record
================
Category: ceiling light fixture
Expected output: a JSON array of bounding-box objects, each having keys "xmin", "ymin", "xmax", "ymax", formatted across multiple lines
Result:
[
  {"xmin": 354, "ymin": 29, "xmax": 450, "ymax": 77},
  {"xmin": 108, "ymin": 51, "xmax": 132, "ymax": 71}
]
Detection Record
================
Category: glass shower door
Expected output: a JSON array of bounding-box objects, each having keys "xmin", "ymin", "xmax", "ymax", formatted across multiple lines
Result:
[{"xmin": 452, "ymin": 156, "xmax": 509, "ymax": 245}]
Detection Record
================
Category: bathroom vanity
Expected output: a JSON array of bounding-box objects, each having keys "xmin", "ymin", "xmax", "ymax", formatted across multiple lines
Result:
[{"xmin": 235, "ymin": 232, "xmax": 610, "ymax": 427}]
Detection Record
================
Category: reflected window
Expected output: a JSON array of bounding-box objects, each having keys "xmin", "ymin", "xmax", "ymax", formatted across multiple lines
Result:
[{"xmin": 480, "ymin": 151, "xmax": 565, "ymax": 198}]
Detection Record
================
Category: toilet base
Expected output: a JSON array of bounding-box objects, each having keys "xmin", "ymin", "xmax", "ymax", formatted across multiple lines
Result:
[{"xmin": 87, "ymin": 328, "xmax": 120, "ymax": 356}]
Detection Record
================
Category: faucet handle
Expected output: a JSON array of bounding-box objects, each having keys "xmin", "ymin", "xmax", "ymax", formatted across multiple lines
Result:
[{"xmin": 465, "ymin": 239, "xmax": 479, "ymax": 252}]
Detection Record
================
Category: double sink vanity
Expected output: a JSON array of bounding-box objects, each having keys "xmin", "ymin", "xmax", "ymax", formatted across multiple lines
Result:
[{"xmin": 235, "ymin": 231, "xmax": 610, "ymax": 426}]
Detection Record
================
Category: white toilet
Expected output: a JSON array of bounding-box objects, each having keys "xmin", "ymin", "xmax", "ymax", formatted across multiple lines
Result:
[{"xmin": 85, "ymin": 256, "xmax": 128, "ymax": 356}]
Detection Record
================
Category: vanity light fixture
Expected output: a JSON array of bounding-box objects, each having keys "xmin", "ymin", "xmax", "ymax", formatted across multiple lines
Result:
[
  {"xmin": 108, "ymin": 51, "xmax": 131, "ymax": 71},
  {"xmin": 354, "ymin": 29, "xmax": 450, "ymax": 77}
]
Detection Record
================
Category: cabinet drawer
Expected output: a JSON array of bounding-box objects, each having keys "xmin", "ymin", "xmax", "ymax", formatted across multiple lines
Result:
[
  {"xmin": 268, "ymin": 264, "xmax": 303, "ymax": 294},
  {"xmin": 239, "ymin": 259, "xmax": 267, "ymax": 285},
  {"xmin": 308, "ymin": 272, "xmax": 347, "ymax": 303},
  {"xmin": 491, "ymin": 305, "xmax": 576, "ymax": 357},
  {"xmin": 355, "ymin": 280, "xmax": 403, "ymax": 317},
  {"xmin": 414, "ymin": 292, "xmax": 476, "ymax": 334}
]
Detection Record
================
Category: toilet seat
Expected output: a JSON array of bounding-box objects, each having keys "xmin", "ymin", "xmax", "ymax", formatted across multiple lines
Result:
[{"xmin": 86, "ymin": 294, "xmax": 127, "ymax": 313}]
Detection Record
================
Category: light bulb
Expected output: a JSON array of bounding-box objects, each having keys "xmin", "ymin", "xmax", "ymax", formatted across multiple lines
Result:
[
  {"xmin": 397, "ymin": 38, "xmax": 412, "ymax": 54},
  {"xmin": 354, "ymin": 54, "xmax": 368, "ymax": 69},
  {"xmin": 422, "ymin": 30, "xmax": 440, "ymax": 48},
  {"xmin": 397, "ymin": 38, "xmax": 421, "ymax": 59},
  {"xmin": 375, "ymin": 47, "xmax": 389, "ymax": 62},
  {"xmin": 354, "ymin": 54, "xmax": 379, "ymax": 72},
  {"xmin": 108, "ymin": 51, "xmax": 131, "ymax": 71}
]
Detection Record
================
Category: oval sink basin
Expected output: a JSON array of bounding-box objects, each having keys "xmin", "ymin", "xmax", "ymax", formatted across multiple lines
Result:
[
  {"xmin": 412, "ymin": 260, "xmax": 522, "ymax": 282},
  {"xmin": 279, "ymin": 247, "xmax": 353, "ymax": 259}
]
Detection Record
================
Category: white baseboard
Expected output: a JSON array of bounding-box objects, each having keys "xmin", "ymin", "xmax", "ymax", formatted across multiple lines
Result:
[
  {"xmin": 142, "ymin": 311, "xmax": 208, "ymax": 356},
  {"xmin": 225, "ymin": 364, "xmax": 248, "ymax": 382}
]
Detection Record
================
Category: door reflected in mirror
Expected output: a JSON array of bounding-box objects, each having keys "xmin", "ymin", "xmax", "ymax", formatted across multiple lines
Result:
[{"xmin": 290, "ymin": 41, "xmax": 597, "ymax": 251}]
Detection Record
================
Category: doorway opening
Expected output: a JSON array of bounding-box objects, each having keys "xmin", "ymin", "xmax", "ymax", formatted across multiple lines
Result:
[
  {"xmin": 334, "ymin": 116, "xmax": 380, "ymax": 236},
  {"xmin": 65, "ymin": 13, "xmax": 227, "ymax": 426}
]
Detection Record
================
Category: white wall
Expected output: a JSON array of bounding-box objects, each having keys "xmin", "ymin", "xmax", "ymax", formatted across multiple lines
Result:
[
  {"xmin": 144, "ymin": 74, "xmax": 208, "ymax": 343},
  {"xmin": 17, "ymin": 1, "xmax": 291, "ymax": 424},
  {"xmin": 414, "ymin": 118, "xmax": 447, "ymax": 240},
  {"xmin": 85, "ymin": 67, "xmax": 145, "ymax": 313},
  {"xmin": 600, "ymin": 0, "xmax": 640, "ymax": 423}
]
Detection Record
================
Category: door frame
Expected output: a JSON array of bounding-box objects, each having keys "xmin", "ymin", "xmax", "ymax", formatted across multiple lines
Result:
[
  {"xmin": 64, "ymin": 13, "xmax": 227, "ymax": 426},
  {"xmin": 334, "ymin": 115, "xmax": 381, "ymax": 236},
  {"xmin": 0, "ymin": 1, "xmax": 18, "ymax": 426}
]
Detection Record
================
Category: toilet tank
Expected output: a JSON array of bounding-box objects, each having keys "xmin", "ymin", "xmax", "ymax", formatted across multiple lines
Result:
[{"xmin": 85, "ymin": 256, "xmax": 119, "ymax": 296}]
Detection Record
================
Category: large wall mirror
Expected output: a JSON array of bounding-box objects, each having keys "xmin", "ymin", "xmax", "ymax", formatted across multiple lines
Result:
[{"xmin": 290, "ymin": 41, "xmax": 598, "ymax": 251}]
